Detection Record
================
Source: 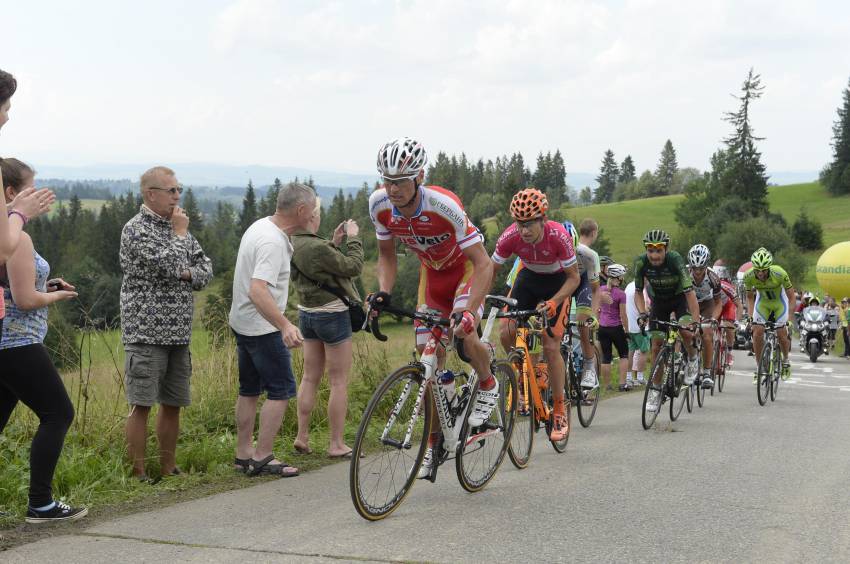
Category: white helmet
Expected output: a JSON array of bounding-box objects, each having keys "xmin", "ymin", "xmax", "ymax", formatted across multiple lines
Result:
[
  {"xmin": 803, "ymin": 291, "xmax": 813, "ymax": 301},
  {"xmin": 687, "ymin": 243, "xmax": 711, "ymax": 268},
  {"xmin": 376, "ymin": 137, "xmax": 428, "ymax": 179},
  {"xmin": 607, "ymin": 263, "xmax": 627, "ymax": 279}
]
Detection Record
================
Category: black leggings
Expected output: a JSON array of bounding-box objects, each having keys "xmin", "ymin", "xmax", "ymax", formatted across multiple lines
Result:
[
  {"xmin": 0, "ymin": 343, "xmax": 75, "ymax": 508},
  {"xmin": 598, "ymin": 325, "xmax": 629, "ymax": 363},
  {"xmin": 843, "ymin": 327, "xmax": 850, "ymax": 355}
]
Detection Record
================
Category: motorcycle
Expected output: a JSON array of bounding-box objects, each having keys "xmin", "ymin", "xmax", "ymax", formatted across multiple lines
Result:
[
  {"xmin": 734, "ymin": 318, "xmax": 752, "ymax": 351},
  {"xmin": 800, "ymin": 307, "xmax": 828, "ymax": 363}
]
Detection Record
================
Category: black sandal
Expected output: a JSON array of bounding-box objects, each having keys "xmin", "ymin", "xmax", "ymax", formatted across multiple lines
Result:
[
  {"xmin": 234, "ymin": 458, "xmax": 251, "ymax": 473},
  {"xmin": 247, "ymin": 455, "xmax": 299, "ymax": 478}
]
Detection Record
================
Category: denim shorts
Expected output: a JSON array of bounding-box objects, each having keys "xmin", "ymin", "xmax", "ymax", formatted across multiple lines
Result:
[
  {"xmin": 299, "ymin": 310, "xmax": 352, "ymax": 345},
  {"xmin": 233, "ymin": 331, "xmax": 297, "ymax": 400}
]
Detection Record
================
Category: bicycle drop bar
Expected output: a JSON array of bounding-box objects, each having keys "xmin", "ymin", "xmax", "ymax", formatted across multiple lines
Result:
[
  {"xmin": 497, "ymin": 308, "xmax": 555, "ymax": 338},
  {"xmin": 365, "ymin": 304, "xmax": 475, "ymax": 362}
]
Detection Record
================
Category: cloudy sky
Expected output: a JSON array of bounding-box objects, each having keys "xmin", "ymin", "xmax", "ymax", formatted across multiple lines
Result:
[{"xmin": 2, "ymin": 0, "xmax": 848, "ymax": 177}]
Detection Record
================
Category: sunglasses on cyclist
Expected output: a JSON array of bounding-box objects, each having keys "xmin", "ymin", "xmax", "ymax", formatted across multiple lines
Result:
[
  {"xmin": 382, "ymin": 176, "xmax": 416, "ymax": 187},
  {"xmin": 645, "ymin": 243, "xmax": 666, "ymax": 251},
  {"xmin": 148, "ymin": 185, "xmax": 183, "ymax": 195},
  {"xmin": 754, "ymin": 267, "xmax": 770, "ymax": 273},
  {"xmin": 516, "ymin": 218, "xmax": 543, "ymax": 229}
]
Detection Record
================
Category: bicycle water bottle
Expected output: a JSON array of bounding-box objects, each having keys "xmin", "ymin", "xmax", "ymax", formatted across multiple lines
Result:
[{"xmin": 437, "ymin": 369, "xmax": 456, "ymax": 406}]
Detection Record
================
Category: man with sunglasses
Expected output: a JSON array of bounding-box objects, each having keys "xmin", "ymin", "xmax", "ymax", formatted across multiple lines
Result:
[
  {"xmin": 368, "ymin": 137, "xmax": 497, "ymax": 480},
  {"xmin": 633, "ymin": 229, "xmax": 701, "ymax": 413},
  {"xmin": 120, "ymin": 166, "xmax": 213, "ymax": 481},
  {"xmin": 687, "ymin": 244, "xmax": 722, "ymax": 389},
  {"xmin": 491, "ymin": 188, "xmax": 580, "ymax": 441},
  {"xmin": 742, "ymin": 247, "xmax": 796, "ymax": 381}
]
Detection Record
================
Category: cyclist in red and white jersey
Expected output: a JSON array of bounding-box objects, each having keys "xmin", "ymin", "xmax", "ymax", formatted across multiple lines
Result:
[
  {"xmin": 368, "ymin": 137, "xmax": 497, "ymax": 479},
  {"xmin": 713, "ymin": 260, "xmax": 742, "ymax": 366},
  {"xmin": 491, "ymin": 188, "xmax": 580, "ymax": 441}
]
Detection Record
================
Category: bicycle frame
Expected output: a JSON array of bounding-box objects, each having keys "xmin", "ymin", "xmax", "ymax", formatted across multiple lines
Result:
[
  {"xmin": 381, "ymin": 306, "xmax": 503, "ymax": 456},
  {"xmin": 513, "ymin": 324, "xmax": 552, "ymax": 424}
]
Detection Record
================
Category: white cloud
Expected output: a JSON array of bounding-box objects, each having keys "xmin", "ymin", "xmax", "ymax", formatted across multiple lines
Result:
[{"xmin": 2, "ymin": 0, "xmax": 848, "ymax": 176}]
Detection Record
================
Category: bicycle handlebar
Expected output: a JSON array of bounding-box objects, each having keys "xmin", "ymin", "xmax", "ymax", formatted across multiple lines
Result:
[
  {"xmin": 365, "ymin": 303, "xmax": 472, "ymax": 362},
  {"xmin": 496, "ymin": 308, "xmax": 555, "ymax": 339}
]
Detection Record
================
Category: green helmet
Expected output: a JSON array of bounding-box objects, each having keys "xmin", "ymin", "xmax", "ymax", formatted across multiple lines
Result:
[
  {"xmin": 751, "ymin": 247, "xmax": 773, "ymax": 269},
  {"xmin": 643, "ymin": 229, "xmax": 670, "ymax": 246}
]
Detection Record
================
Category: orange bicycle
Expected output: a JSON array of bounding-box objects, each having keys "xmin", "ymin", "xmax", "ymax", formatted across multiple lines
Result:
[{"xmin": 502, "ymin": 301, "xmax": 571, "ymax": 469}]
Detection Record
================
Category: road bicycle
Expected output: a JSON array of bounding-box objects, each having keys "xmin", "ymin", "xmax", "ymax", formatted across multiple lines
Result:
[
  {"xmin": 502, "ymin": 301, "xmax": 570, "ymax": 470},
  {"xmin": 755, "ymin": 320, "xmax": 783, "ymax": 406},
  {"xmin": 712, "ymin": 320, "xmax": 734, "ymax": 394},
  {"xmin": 349, "ymin": 298, "xmax": 517, "ymax": 521},
  {"xmin": 641, "ymin": 319, "xmax": 694, "ymax": 429}
]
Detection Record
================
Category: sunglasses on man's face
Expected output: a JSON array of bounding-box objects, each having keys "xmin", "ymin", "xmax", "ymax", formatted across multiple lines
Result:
[
  {"xmin": 645, "ymin": 243, "xmax": 666, "ymax": 252},
  {"xmin": 382, "ymin": 176, "xmax": 415, "ymax": 187},
  {"xmin": 149, "ymin": 185, "xmax": 183, "ymax": 195}
]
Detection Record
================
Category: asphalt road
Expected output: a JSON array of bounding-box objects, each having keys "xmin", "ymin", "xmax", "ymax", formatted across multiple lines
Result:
[{"xmin": 7, "ymin": 341, "xmax": 850, "ymax": 563}]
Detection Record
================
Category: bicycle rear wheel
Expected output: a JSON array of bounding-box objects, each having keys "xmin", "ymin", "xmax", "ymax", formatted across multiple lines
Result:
[
  {"xmin": 696, "ymin": 372, "xmax": 706, "ymax": 408},
  {"xmin": 642, "ymin": 349, "xmax": 667, "ymax": 429},
  {"xmin": 756, "ymin": 343, "xmax": 771, "ymax": 406},
  {"xmin": 717, "ymin": 344, "xmax": 727, "ymax": 393},
  {"xmin": 574, "ymin": 347, "xmax": 600, "ymax": 427},
  {"xmin": 456, "ymin": 360, "xmax": 517, "ymax": 492},
  {"xmin": 507, "ymin": 353, "xmax": 534, "ymax": 469},
  {"xmin": 350, "ymin": 365, "xmax": 432, "ymax": 521},
  {"xmin": 686, "ymin": 381, "xmax": 694, "ymax": 413}
]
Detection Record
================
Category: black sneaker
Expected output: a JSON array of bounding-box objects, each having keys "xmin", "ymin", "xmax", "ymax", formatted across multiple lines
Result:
[{"xmin": 25, "ymin": 501, "xmax": 88, "ymax": 524}]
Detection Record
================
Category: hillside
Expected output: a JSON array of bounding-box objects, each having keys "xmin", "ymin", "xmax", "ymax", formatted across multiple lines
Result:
[{"xmin": 555, "ymin": 182, "xmax": 849, "ymax": 291}]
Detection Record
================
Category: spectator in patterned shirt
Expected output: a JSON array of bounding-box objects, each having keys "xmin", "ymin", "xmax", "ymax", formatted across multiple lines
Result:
[{"xmin": 119, "ymin": 166, "xmax": 213, "ymax": 482}]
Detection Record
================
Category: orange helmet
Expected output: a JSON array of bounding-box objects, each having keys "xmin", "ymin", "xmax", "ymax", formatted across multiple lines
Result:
[{"xmin": 510, "ymin": 188, "xmax": 548, "ymax": 221}]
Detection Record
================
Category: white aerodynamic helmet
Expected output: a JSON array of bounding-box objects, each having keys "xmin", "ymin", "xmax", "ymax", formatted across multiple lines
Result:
[
  {"xmin": 713, "ymin": 265, "xmax": 730, "ymax": 280},
  {"xmin": 376, "ymin": 137, "xmax": 428, "ymax": 179},
  {"xmin": 607, "ymin": 263, "xmax": 627, "ymax": 279},
  {"xmin": 687, "ymin": 243, "xmax": 711, "ymax": 268}
]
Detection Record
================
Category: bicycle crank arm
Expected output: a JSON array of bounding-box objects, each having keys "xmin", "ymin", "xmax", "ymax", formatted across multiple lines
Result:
[{"xmin": 380, "ymin": 438, "xmax": 410, "ymax": 449}]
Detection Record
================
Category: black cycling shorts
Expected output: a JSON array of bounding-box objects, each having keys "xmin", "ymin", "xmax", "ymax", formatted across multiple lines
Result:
[
  {"xmin": 649, "ymin": 292, "xmax": 692, "ymax": 334},
  {"xmin": 512, "ymin": 268, "xmax": 567, "ymax": 318}
]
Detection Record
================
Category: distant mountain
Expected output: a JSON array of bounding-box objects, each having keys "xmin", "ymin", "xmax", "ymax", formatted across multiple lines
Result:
[
  {"xmin": 33, "ymin": 162, "xmax": 378, "ymax": 190},
  {"xmin": 767, "ymin": 171, "xmax": 818, "ymax": 185}
]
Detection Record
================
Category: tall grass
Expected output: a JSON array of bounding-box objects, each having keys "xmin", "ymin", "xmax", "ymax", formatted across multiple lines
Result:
[{"xmin": 0, "ymin": 311, "xmax": 413, "ymax": 523}]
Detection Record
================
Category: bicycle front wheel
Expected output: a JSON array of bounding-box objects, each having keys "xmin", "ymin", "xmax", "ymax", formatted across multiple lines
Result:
[
  {"xmin": 710, "ymin": 344, "xmax": 720, "ymax": 397},
  {"xmin": 670, "ymin": 363, "xmax": 687, "ymax": 422},
  {"xmin": 770, "ymin": 349, "xmax": 781, "ymax": 402},
  {"xmin": 456, "ymin": 360, "xmax": 517, "ymax": 492},
  {"xmin": 642, "ymin": 349, "xmax": 667, "ymax": 430},
  {"xmin": 717, "ymin": 345, "xmax": 727, "ymax": 393},
  {"xmin": 507, "ymin": 353, "xmax": 534, "ymax": 469},
  {"xmin": 696, "ymin": 374, "xmax": 706, "ymax": 408},
  {"xmin": 756, "ymin": 344, "xmax": 771, "ymax": 406},
  {"xmin": 350, "ymin": 365, "xmax": 432, "ymax": 521}
]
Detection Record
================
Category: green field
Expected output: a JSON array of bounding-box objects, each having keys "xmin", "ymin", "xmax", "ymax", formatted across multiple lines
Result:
[{"xmin": 50, "ymin": 198, "xmax": 107, "ymax": 216}]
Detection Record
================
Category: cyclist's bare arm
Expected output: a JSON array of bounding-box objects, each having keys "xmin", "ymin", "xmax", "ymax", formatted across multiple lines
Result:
[
  {"xmin": 685, "ymin": 290, "xmax": 700, "ymax": 324},
  {"xmin": 747, "ymin": 290, "xmax": 756, "ymax": 320},
  {"xmin": 634, "ymin": 288, "xmax": 647, "ymax": 316},
  {"xmin": 712, "ymin": 296, "xmax": 723, "ymax": 321},
  {"xmin": 489, "ymin": 259, "xmax": 502, "ymax": 290},
  {"xmin": 376, "ymin": 238, "xmax": 398, "ymax": 293},
  {"xmin": 460, "ymin": 242, "xmax": 494, "ymax": 315},
  {"xmin": 588, "ymin": 279, "xmax": 601, "ymax": 318}
]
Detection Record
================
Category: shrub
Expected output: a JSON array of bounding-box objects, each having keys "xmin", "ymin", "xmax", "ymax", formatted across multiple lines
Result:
[{"xmin": 790, "ymin": 208, "xmax": 824, "ymax": 251}]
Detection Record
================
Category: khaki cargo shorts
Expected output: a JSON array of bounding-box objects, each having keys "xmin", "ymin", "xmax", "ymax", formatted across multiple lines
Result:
[{"xmin": 124, "ymin": 343, "xmax": 192, "ymax": 407}]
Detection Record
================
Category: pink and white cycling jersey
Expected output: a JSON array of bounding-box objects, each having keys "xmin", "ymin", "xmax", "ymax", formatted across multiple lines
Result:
[{"xmin": 492, "ymin": 221, "xmax": 577, "ymax": 274}]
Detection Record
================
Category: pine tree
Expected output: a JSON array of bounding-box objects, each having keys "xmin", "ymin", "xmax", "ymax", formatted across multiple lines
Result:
[
  {"xmin": 579, "ymin": 186, "xmax": 592, "ymax": 206},
  {"xmin": 261, "ymin": 178, "xmax": 282, "ymax": 216},
  {"xmin": 721, "ymin": 68, "xmax": 768, "ymax": 213},
  {"xmin": 821, "ymin": 76, "xmax": 850, "ymax": 195},
  {"xmin": 594, "ymin": 149, "xmax": 619, "ymax": 203},
  {"xmin": 238, "ymin": 180, "xmax": 258, "ymax": 234},
  {"xmin": 618, "ymin": 155, "xmax": 636, "ymax": 184},
  {"xmin": 182, "ymin": 187, "xmax": 204, "ymax": 231},
  {"xmin": 654, "ymin": 140, "xmax": 679, "ymax": 195}
]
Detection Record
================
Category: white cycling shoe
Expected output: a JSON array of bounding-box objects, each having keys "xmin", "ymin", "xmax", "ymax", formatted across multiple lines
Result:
[
  {"xmin": 645, "ymin": 389, "xmax": 661, "ymax": 412},
  {"xmin": 417, "ymin": 448, "xmax": 433, "ymax": 480},
  {"xmin": 467, "ymin": 379, "xmax": 500, "ymax": 427},
  {"xmin": 684, "ymin": 358, "xmax": 699, "ymax": 385},
  {"xmin": 581, "ymin": 369, "xmax": 599, "ymax": 389}
]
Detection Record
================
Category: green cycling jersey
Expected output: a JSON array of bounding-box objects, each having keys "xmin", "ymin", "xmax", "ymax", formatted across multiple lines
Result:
[
  {"xmin": 633, "ymin": 250, "xmax": 692, "ymax": 299},
  {"xmin": 742, "ymin": 265, "xmax": 792, "ymax": 302}
]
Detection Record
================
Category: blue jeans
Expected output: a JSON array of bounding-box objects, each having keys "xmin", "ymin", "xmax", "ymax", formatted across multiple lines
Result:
[{"xmin": 233, "ymin": 331, "xmax": 297, "ymax": 400}]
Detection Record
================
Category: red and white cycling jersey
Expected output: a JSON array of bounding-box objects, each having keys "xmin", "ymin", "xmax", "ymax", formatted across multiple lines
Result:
[
  {"xmin": 719, "ymin": 279, "xmax": 737, "ymax": 306},
  {"xmin": 491, "ymin": 221, "xmax": 577, "ymax": 274},
  {"xmin": 369, "ymin": 185, "xmax": 483, "ymax": 271}
]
